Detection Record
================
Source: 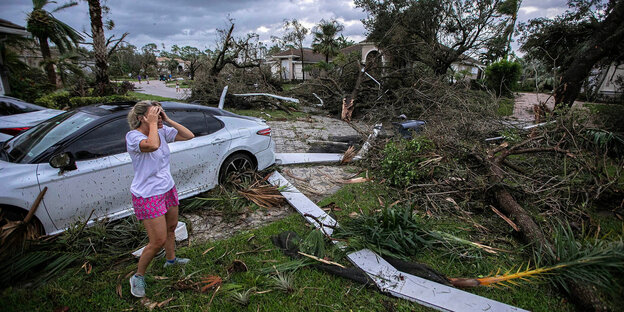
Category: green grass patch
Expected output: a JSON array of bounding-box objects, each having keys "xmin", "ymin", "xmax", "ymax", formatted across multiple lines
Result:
[
  {"xmin": 230, "ymin": 109, "xmax": 310, "ymax": 121},
  {"xmin": 0, "ymin": 177, "xmax": 581, "ymax": 311},
  {"xmin": 281, "ymin": 83, "xmax": 298, "ymax": 91},
  {"xmin": 0, "ymin": 214, "xmax": 430, "ymax": 312},
  {"xmin": 497, "ymin": 97, "xmax": 514, "ymax": 116},
  {"xmin": 128, "ymin": 91, "xmax": 179, "ymax": 102}
]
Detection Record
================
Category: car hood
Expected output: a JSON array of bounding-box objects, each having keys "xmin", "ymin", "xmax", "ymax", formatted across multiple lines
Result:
[{"xmin": 0, "ymin": 109, "xmax": 64, "ymax": 128}]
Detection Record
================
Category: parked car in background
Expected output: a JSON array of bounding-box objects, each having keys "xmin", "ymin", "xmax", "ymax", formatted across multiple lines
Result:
[
  {"xmin": 0, "ymin": 101, "xmax": 275, "ymax": 235},
  {"xmin": 0, "ymin": 96, "xmax": 63, "ymax": 143}
]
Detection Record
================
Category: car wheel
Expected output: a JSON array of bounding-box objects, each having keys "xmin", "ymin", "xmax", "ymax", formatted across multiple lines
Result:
[
  {"xmin": 0, "ymin": 206, "xmax": 44, "ymax": 253},
  {"xmin": 219, "ymin": 153, "xmax": 256, "ymax": 184}
]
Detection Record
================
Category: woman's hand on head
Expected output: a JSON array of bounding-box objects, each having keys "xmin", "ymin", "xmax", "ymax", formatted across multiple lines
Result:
[
  {"xmin": 142, "ymin": 106, "xmax": 161, "ymax": 126},
  {"xmin": 160, "ymin": 109, "xmax": 170, "ymax": 123}
]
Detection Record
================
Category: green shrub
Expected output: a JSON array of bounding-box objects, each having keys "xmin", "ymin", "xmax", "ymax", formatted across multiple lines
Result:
[
  {"xmin": 68, "ymin": 95, "xmax": 134, "ymax": 108},
  {"xmin": 497, "ymin": 97, "xmax": 514, "ymax": 116},
  {"xmin": 380, "ymin": 137, "xmax": 435, "ymax": 187},
  {"xmin": 485, "ymin": 60, "xmax": 522, "ymax": 96},
  {"xmin": 6, "ymin": 67, "xmax": 54, "ymax": 103},
  {"xmin": 34, "ymin": 91, "xmax": 71, "ymax": 109}
]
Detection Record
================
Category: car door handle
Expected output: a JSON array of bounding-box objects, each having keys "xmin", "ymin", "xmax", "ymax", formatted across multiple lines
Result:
[{"xmin": 212, "ymin": 138, "xmax": 225, "ymax": 144}]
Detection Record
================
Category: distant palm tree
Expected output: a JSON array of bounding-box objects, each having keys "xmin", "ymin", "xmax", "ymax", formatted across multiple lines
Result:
[
  {"xmin": 27, "ymin": 0, "xmax": 83, "ymax": 87},
  {"xmin": 312, "ymin": 19, "xmax": 345, "ymax": 63},
  {"xmin": 55, "ymin": 51, "xmax": 84, "ymax": 86},
  {"xmin": 84, "ymin": 0, "xmax": 110, "ymax": 95}
]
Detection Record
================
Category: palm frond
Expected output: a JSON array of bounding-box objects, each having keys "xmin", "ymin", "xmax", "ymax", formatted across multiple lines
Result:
[
  {"xmin": 271, "ymin": 271, "xmax": 296, "ymax": 293},
  {"xmin": 450, "ymin": 223, "xmax": 624, "ymax": 295},
  {"xmin": 51, "ymin": 1, "xmax": 78, "ymax": 13}
]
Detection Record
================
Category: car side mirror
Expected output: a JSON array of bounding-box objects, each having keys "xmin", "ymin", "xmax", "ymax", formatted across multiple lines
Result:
[{"xmin": 50, "ymin": 152, "xmax": 77, "ymax": 171}]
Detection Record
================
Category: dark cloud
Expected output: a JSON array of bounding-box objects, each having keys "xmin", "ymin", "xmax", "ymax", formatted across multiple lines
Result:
[
  {"xmin": 0, "ymin": 0, "xmax": 569, "ymax": 53},
  {"xmin": 0, "ymin": 0, "xmax": 368, "ymax": 50}
]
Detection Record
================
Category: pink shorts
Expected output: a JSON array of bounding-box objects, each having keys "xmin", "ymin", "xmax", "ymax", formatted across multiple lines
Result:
[{"xmin": 132, "ymin": 186, "xmax": 179, "ymax": 220}]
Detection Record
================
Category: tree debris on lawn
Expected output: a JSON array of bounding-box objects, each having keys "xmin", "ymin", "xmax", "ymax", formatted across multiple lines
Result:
[
  {"xmin": 267, "ymin": 171, "xmax": 529, "ymax": 311},
  {"xmin": 0, "ymin": 187, "xmax": 47, "ymax": 257}
]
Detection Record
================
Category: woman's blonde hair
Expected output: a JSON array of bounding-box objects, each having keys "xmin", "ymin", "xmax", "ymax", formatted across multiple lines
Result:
[{"xmin": 127, "ymin": 100, "xmax": 161, "ymax": 129}]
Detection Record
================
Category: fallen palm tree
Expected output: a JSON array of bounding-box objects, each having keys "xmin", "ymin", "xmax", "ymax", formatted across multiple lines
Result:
[{"xmin": 450, "ymin": 223, "xmax": 624, "ymax": 302}]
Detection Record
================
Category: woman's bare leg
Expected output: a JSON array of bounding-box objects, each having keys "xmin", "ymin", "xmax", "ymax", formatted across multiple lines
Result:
[
  {"xmin": 137, "ymin": 216, "xmax": 167, "ymax": 275},
  {"xmin": 163, "ymin": 205, "xmax": 179, "ymax": 261}
]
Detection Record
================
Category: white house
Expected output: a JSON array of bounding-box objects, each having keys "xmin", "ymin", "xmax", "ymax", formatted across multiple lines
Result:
[{"xmin": 269, "ymin": 42, "xmax": 482, "ymax": 81}]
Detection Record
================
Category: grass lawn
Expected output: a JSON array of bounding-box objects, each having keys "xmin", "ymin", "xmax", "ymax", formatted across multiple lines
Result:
[
  {"xmin": 497, "ymin": 97, "xmax": 514, "ymax": 116},
  {"xmin": 128, "ymin": 91, "xmax": 179, "ymax": 102},
  {"xmin": 0, "ymin": 178, "xmax": 581, "ymax": 312}
]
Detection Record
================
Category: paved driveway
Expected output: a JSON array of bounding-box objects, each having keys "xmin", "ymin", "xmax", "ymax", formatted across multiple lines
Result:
[{"xmin": 133, "ymin": 80, "xmax": 190, "ymax": 100}]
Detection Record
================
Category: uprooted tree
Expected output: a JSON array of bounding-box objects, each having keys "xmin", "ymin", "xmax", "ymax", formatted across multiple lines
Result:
[
  {"xmin": 519, "ymin": 0, "xmax": 624, "ymax": 107},
  {"xmin": 190, "ymin": 21, "xmax": 280, "ymax": 105},
  {"xmin": 355, "ymin": 0, "xmax": 516, "ymax": 75}
]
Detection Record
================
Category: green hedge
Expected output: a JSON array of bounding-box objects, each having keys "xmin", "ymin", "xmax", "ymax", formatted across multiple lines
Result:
[
  {"xmin": 35, "ymin": 92, "xmax": 135, "ymax": 109},
  {"xmin": 34, "ymin": 91, "xmax": 71, "ymax": 109},
  {"xmin": 380, "ymin": 137, "xmax": 436, "ymax": 187},
  {"xmin": 485, "ymin": 60, "xmax": 522, "ymax": 96},
  {"xmin": 68, "ymin": 95, "xmax": 134, "ymax": 107}
]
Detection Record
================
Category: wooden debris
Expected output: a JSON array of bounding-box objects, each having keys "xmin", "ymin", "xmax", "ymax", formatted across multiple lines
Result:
[
  {"xmin": 490, "ymin": 205, "xmax": 520, "ymax": 232},
  {"xmin": 81, "ymin": 261, "xmax": 92, "ymax": 274},
  {"xmin": 237, "ymin": 182, "xmax": 285, "ymax": 209},
  {"xmin": 200, "ymin": 275, "xmax": 223, "ymax": 293},
  {"xmin": 157, "ymin": 297, "xmax": 175, "ymax": 308},
  {"xmin": 298, "ymin": 251, "xmax": 346, "ymax": 268},
  {"xmin": 140, "ymin": 298, "xmax": 158, "ymax": 310},
  {"xmin": 341, "ymin": 146, "xmax": 357, "ymax": 164},
  {"xmin": 116, "ymin": 283, "xmax": 123, "ymax": 298},
  {"xmin": 342, "ymin": 177, "xmax": 372, "ymax": 184},
  {"xmin": 202, "ymin": 246, "xmax": 215, "ymax": 255},
  {"xmin": 227, "ymin": 260, "xmax": 249, "ymax": 274},
  {"xmin": 207, "ymin": 285, "xmax": 221, "ymax": 309},
  {"xmin": 235, "ymin": 247, "xmax": 272, "ymax": 255}
]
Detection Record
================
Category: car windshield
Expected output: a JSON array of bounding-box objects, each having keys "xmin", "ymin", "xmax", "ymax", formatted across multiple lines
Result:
[{"xmin": 1, "ymin": 111, "xmax": 97, "ymax": 163}]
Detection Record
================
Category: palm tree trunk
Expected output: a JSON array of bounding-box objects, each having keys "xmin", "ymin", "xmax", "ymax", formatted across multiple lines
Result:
[
  {"xmin": 38, "ymin": 36, "xmax": 58, "ymax": 87},
  {"xmin": 299, "ymin": 46, "xmax": 305, "ymax": 81},
  {"xmin": 88, "ymin": 0, "xmax": 110, "ymax": 95}
]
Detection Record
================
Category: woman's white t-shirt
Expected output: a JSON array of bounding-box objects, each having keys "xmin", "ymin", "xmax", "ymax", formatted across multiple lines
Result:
[{"xmin": 126, "ymin": 125, "xmax": 178, "ymax": 198}]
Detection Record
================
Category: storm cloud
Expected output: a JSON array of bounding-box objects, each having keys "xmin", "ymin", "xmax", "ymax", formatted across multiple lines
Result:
[{"xmin": 1, "ymin": 0, "xmax": 569, "ymax": 52}]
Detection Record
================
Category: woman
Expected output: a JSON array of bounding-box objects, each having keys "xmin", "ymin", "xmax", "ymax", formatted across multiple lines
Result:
[{"xmin": 125, "ymin": 100, "xmax": 194, "ymax": 298}]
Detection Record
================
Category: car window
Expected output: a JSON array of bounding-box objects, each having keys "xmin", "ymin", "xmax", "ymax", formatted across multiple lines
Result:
[
  {"xmin": 166, "ymin": 111, "xmax": 209, "ymax": 136},
  {"xmin": 63, "ymin": 117, "xmax": 130, "ymax": 161},
  {"xmin": 205, "ymin": 114, "xmax": 224, "ymax": 134},
  {"xmin": 3, "ymin": 111, "xmax": 96, "ymax": 163},
  {"xmin": 0, "ymin": 100, "xmax": 35, "ymax": 115}
]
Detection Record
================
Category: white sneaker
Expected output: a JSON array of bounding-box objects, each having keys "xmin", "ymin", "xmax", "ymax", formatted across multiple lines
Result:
[
  {"xmin": 129, "ymin": 274, "xmax": 146, "ymax": 297},
  {"xmin": 163, "ymin": 257, "xmax": 190, "ymax": 268}
]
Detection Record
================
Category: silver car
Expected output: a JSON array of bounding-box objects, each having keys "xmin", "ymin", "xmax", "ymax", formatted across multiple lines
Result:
[
  {"xmin": 0, "ymin": 96, "xmax": 63, "ymax": 142},
  {"xmin": 0, "ymin": 101, "xmax": 275, "ymax": 235}
]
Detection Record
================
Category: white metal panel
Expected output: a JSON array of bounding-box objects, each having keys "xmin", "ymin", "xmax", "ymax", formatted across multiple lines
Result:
[
  {"xmin": 347, "ymin": 249, "xmax": 529, "ymax": 312},
  {"xmin": 275, "ymin": 153, "xmax": 343, "ymax": 165},
  {"xmin": 267, "ymin": 171, "xmax": 337, "ymax": 235}
]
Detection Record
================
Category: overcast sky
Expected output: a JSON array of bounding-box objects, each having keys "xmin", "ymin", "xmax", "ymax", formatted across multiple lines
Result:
[{"xmin": 1, "ymin": 0, "xmax": 570, "ymax": 53}]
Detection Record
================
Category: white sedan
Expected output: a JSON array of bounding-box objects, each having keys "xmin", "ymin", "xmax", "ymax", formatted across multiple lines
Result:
[{"xmin": 0, "ymin": 101, "xmax": 275, "ymax": 235}]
